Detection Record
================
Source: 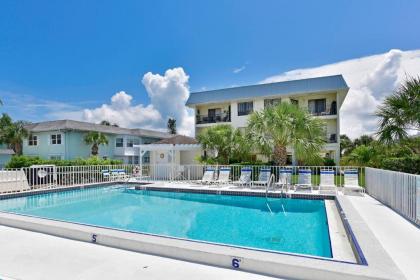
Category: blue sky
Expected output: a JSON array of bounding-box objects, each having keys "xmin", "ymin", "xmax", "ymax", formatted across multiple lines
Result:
[{"xmin": 1, "ymin": 0, "xmax": 420, "ymax": 136}]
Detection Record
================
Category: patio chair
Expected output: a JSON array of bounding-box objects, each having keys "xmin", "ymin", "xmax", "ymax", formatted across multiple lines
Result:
[
  {"xmin": 252, "ymin": 168, "xmax": 271, "ymax": 188},
  {"xmin": 275, "ymin": 168, "xmax": 293, "ymax": 192},
  {"xmin": 295, "ymin": 169, "xmax": 313, "ymax": 192},
  {"xmin": 233, "ymin": 167, "xmax": 252, "ymax": 187},
  {"xmin": 102, "ymin": 169, "xmax": 110, "ymax": 180},
  {"xmin": 319, "ymin": 169, "xmax": 337, "ymax": 195},
  {"xmin": 216, "ymin": 167, "xmax": 231, "ymax": 185},
  {"xmin": 343, "ymin": 169, "xmax": 364, "ymax": 195},
  {"xmin": 200, "ymin": 167, "xmax": 216, "ymax": 184}
]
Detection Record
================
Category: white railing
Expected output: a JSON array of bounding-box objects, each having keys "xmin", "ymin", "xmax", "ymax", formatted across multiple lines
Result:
[
  {"xmin": 0, "ymin": 164, "xmax": 365, "ymax": 194},
  {"xmin": 365, "ymin": 167, "xmax": 420, "ymax": 226}
]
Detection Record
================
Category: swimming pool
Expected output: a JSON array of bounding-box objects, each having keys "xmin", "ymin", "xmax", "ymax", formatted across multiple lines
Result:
[{"xmin": 0, "ymin": 185, "xmax": 332, "ymax": 258}]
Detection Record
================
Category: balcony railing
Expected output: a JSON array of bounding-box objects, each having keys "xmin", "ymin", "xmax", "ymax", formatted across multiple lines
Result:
[
  {"xmin": 196, "ymin": 113, "xmax": 231, "ymax": 124},
  {"xmin": 309, "ymin": 103, "xmax": 337, "ymax": 116}
]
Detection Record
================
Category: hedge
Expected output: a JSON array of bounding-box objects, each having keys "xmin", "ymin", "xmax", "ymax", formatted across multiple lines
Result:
[{"xmin": 6, "ymin": 155, "xmax": 123, "ymax": 168}]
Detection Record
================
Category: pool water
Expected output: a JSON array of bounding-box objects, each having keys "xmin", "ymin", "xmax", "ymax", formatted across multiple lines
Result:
[{"xmin": 0, "ymin": 185, "xmax": 332, "ymax": 258}]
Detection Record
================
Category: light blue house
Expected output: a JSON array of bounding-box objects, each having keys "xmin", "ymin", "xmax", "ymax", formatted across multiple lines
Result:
[
  {"xmin": 23, "ymin": 120, "xmax": 171, "ymax": 164},
  {"xmin": 0, "ymin": 144, "xmax": 15, "ymax": 168}
]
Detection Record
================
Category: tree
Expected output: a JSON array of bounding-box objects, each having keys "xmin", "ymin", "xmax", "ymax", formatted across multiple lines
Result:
[
  {"xmin": 247, "ymin": 102, "xmax": 325, "ymax": 165},
  {"xmin": 354, "ymin": 135, "xmax": 374, "ymax": 146},
  {"xmin": 376, "ymin": 76, "xmax": 420, "ymax": 144},
  {"xmin": 100, "ymin": 120, "xmax": 119, "ymax": 127},
  {"xmin": 0, "ymin": 114, "xmax": 29, "ymax": 155},
  {"xmin": 341, "ymin": 145, "xmax": 381, "ymax": 167},
  {"xmin": 197, "ymin": 124, "xmax": 251, "ymax": 164},
  {"xmin": 167, "ymin": 118, "xmax": 177, "ymax": 134},
  {"xmin": 83, "ymin": 131, "xmax": 109, "ymax": 156},
  {"xmin": 340, "ymin": 134, "xmax": 354, "ymax": 156}
]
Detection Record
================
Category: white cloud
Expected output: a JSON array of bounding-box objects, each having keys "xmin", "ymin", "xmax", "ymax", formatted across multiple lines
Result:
[
  {"xmin": 79, "ymin": 67, "xmax": 194, "ymax": 136},
  {"xmin": 233, "ymin": 65, "xmax": 246, "ymax": 74},
  {"xmin": 262, "ymin": 49, "xmax": 420, "ymax": 139}
]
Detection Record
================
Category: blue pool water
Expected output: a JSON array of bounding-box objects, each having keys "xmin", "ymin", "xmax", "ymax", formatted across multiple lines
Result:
[{"xmin": 0, "ymin": 185, "xmax": 332, "ymax": 257}]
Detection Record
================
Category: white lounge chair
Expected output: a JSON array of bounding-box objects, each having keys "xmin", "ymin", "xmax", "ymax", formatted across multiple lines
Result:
[
  {"xmin": 295, "ymin": 169, "xmax": 313, "ymax": 192},
  {"xmin": 102, "ymin": 169, "xmax": 110, "ymax": 181},
  {"xmin": 233, "ymin": 168, "xmax": 252, "ymax": 187},
  {"xmin": 252, "ymin": 168, "xmax": 271, "ymax": 188},
  {"xmin": 319, "ymin": 169, "xmax": 337, "ymax": 195},
  {"xmin": 275, "ymin": 168, "xmax": 293, "ymax": 192},
  {"xmin": 0, "ymin": 169, "xmax": 30, "ymax": 193},
  {"xmin": 343, "ymin": 169, "xmax": 364, "ymax": 195},
  {"xmin": 200, "ymin": 168, "xmax": 216, "ymax": 184},
  {"xmin": 216, "ymin": 167, "xmax": 231, "ymax": 185}
]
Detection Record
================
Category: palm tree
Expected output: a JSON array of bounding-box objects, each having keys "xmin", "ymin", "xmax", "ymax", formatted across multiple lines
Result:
[
  {"xmin": 100, "ymin": 120, "xmax": 111, "ymax": 126},
  {"xmin": 247, "ymin": 102, "xmax": 325, "ymax": 165},
  {"xmin": 0, "ymin": 114, "xmax": 29, "ymax": 155},
  {"xmin": 340, "ymin": 134, "xmax": 354, "ymax": 155},
  {"xmin": 84, "ymin": 131, "xmax": 108, "ymax": 156},
  {"xmin": 197, "ymin": 124, "xmax": 251, "ymax": 164},
  {"xmin": 376, "ymin": 76, "xmax": 420, "ymax": 144},
  {"xmin": 167, "ymin": 118, "xmax": 177, "ymax": 134}
]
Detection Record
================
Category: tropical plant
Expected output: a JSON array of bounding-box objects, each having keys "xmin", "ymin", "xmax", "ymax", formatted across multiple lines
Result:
[
  {"xmin": 340, "ymin": 144, "xmax": 381, "ymax": 167},
  {"xmin": 0, "ymin": 113, "xmax": 29, "ymax": 154},
  {"xmin": 83, "ymin": 131, "xmax": 109, "ymax": 156},
  {"xmin": 247, "ymin": 102, "xmax": 326, "ymax": 165},
  {"xmin": 197, "ymin": 124, "xmax": 251, "ymax": 164},
  {"xmin": 353, "ymin": 135, "xmax": 374, "ymax": 146},
  {"xmin": 6, "ymin": 155, "xmax": 122, "ymax": 168},
  {"xmin": 340, "ymin": 134, "xmax": 354, "ymax": 155},
  {"xmin": 167, "ymin": 118, "xmax": 177, "ymax": 134},
  {"xmin": 100, "ymin": 120, "xmax": 119, "ymax": 127},
  {"xmin": 376, "ymin": 76, "xmax": 420, "ymax": 144}
]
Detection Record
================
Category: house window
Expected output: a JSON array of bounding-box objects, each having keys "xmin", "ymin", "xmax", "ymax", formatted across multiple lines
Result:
[
  {"xmin": 126, "ymin": 138, "xmax": 140, "ymax": 147},
  {"xmin": 238, "ymin": 101, "xmax": 253, "ymax": 116},
  {"xmin": 264, "ymin": 98, "xmax": 281, "ymax": 109},
  {"xmin": 143, "ymin": 152, "xmax": 150, "ymax": 163},
  {"xmin": 50, "ymin": 155, "xmax": 62, "ymax": 160},
  {"xmin": 116, "ymin": 138, "xmax": 124, "ymax": 147},
  {"xmin": 308, "ymin": 99, "xmax": 326, "ymax": 115},
  {"xmin": 28, "ymin": 135, "xmax": 38, "ymax": 146},
  {"xmin": 50, "ymin": 134, "xmax": 62, "ymax": 145}
]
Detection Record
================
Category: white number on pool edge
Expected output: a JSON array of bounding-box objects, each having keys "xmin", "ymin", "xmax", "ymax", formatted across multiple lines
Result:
[{"xmin": 231, "ymin": 257, "xmax": 241, "ymax": 269}]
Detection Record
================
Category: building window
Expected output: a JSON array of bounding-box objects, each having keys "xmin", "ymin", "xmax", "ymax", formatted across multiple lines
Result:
[
  {"xmin": 50, "ymin": 155, "xmax": 62, "ymax": 160},
  {"xmin": 126, "ymin": 138, "xmax": 140, "ymax": 147},
  {"xmin": 50, "ymin": 134, "xmax": 62, "ymax": 145},
  {"xmin": 143, "ymin": 152, "xmax": 150, "ymax": 163},
  {"xmin": 308, "ymin": 99, "xmax": 326, "ymax": 115},
  {"xmin": 28, "ymin": 135, "xmax": 38, "ymax": 146},
  {"xmin": 264, "ymin": 98, "xmax": 281, "ymax": 109},
  {"xmin": 116, "ymin": 138, "xmax": 124, "ymax": 147},
  {"xmin": 238, "ymin": 101, "xmax": 253, "ymax": 116}
]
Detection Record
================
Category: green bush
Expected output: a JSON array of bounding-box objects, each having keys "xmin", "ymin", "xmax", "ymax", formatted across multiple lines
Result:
[
  {"xmin": 323, "ymin": 157, "xmax": 336, "ymax": 166},
  {"xmin": 6, "ymin": 155, "xmax": 123, "ymax": 168},
  {"xmin": 380, "ymin": 156, "xmax": 420, "ymax": 174}
]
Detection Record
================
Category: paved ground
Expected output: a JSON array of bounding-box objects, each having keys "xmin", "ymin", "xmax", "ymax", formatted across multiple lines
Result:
[
  {"xmin": 0, "ymin": 225, "xmax": 280, "ymax": 280},
  {"xmin": 347, "ymin": 194, "xmax": 420, "ymax": 280}
]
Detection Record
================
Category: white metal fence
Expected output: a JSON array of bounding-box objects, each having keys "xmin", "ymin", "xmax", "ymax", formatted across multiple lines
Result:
[
  {"xmin": 0, "ymin": 164, "xmax": 365, "ymax": 194},
  {"xmin": 365, "ymin": 167, "xmax": 420, "ymax": 226}
]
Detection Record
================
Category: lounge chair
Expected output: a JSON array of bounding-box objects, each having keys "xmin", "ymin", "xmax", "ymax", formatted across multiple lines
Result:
[
  {"xmin": 319, "ymin": 169, "xmax": 337, "ymax": 195},
  {"xmin": 102, "ymin": 169, "xmax": 110, "ymax": 180},
  {"xmin": 252, "ymin": 168, "xmax": 271, "ymax": 188},
  {"xmin": 200, "ymin": 168, "xmax": 216, "ymax": 184},
  {"xmin": 216, "ymin": 167, "xmax": 231, "ymax": 185},
  {"xmin": 233, "ymin": 168, "xmax": 252, "ymax": 187},
  {"xmin": 275, "ymin": 168, "xmax": 293, "ymax": 192},
  {"xmin": 295, "ymin": 169, "xmax": 313, "ymax": 192},
  {"xmin": 0, "ymin": 169, "xmax": 30, "ymax": 193},
  {"xmin": 343, "ymin": 169, "xmax": 364, "ymax": 195}
]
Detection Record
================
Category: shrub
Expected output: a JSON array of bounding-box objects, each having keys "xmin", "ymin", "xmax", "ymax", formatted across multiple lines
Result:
[
  {"xmin": 380, "ymin": 156, "xmax": 420, "ymax": 174},
  {"xmin": 323, "ymin": 157, "xmax": 336, "ymax": 166},
  {"xmin": 6, "ymin": 155, "xmax": 123, "ymax": 168}
]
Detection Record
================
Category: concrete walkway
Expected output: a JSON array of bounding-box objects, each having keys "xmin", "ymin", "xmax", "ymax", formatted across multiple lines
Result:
[
  {"xmin": 0, "ymin": 225, "xmax": 279, "ymax": 280},
  {"xmin": 347, "ymin": 194, "xmax": 420, "ymax": 280}
]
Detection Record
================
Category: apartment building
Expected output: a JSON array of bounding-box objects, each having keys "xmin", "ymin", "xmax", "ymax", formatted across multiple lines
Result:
[
  {"xmin": 23, "ymin": 120, "xmax": 170, "ymax": 164},
  {"xmin": 186, "ymin": 75, "xmax": 349, "ymax": 164}
]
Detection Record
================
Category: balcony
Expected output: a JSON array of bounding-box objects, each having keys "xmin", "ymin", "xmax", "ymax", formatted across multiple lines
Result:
[
  {"xmin": 308, "ymin": 101, "xmax": 337, "ymax": 116},
  {"xmin": 196, "ymin": 112, "xmax": 231, "ymax": 124},
  {"xmin": 326, "ymin": 134, "xmax": 337, "ymax": 143}
]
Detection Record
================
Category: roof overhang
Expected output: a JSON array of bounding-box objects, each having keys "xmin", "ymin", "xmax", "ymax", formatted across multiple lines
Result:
[{"xmin": 134, "ymin": 144, "xmax": 201, "ymax": 151}]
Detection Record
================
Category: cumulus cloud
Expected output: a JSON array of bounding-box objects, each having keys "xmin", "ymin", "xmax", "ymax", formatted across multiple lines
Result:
[
  {"xmin": 262, "ymin": 49, "xmax": 420, "ymax": 139},
  {"xmin": 81, "ymin": 67, "xmax": 194, "ymax": 136}
]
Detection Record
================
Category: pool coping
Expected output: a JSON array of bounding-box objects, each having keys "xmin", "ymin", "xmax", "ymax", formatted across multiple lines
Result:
[{"xmin": 0, "ymin": 182, "xmax": 406, "ymax": 280}]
